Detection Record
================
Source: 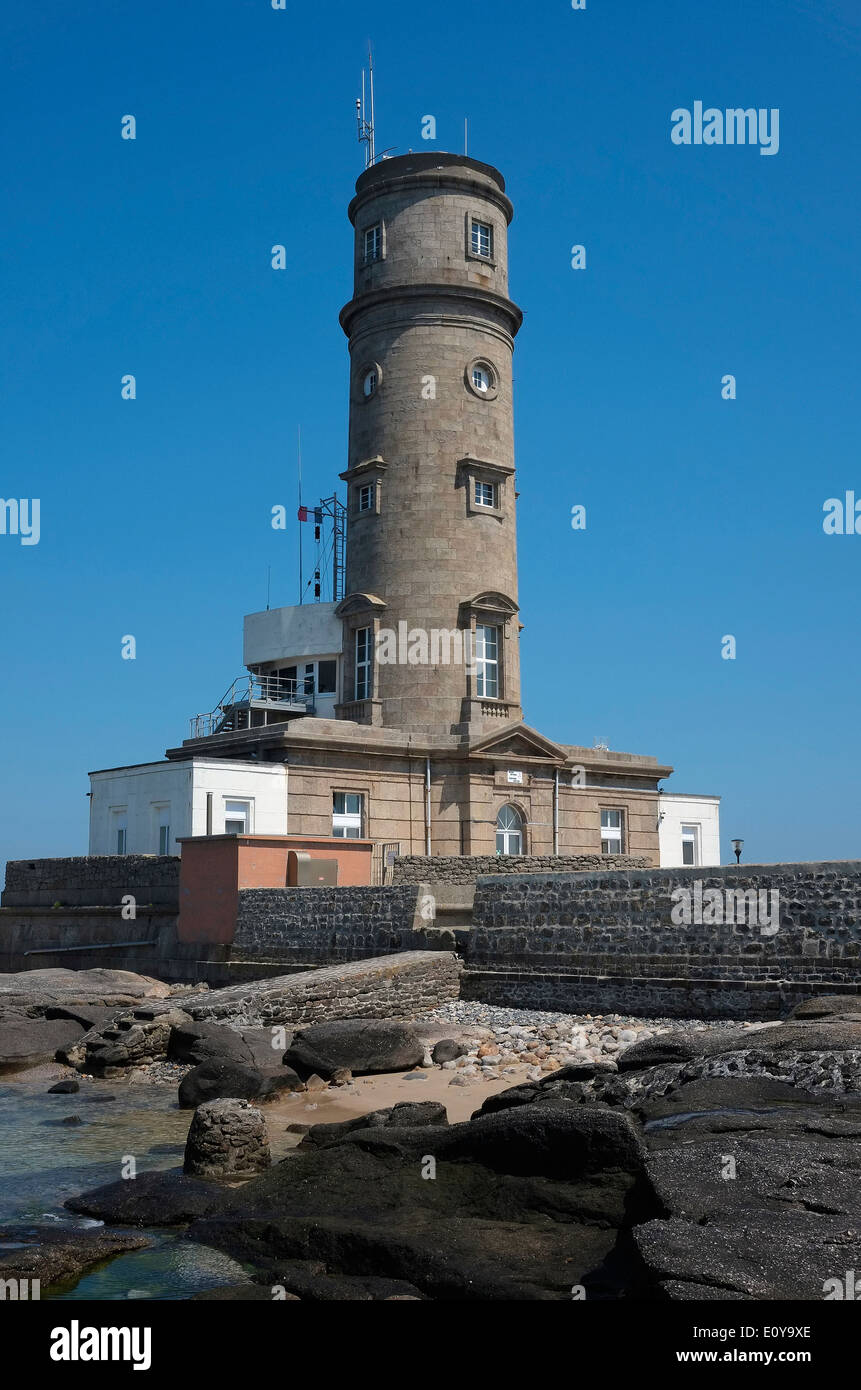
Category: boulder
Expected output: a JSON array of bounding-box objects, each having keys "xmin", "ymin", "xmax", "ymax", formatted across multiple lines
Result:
[
  {"xmin": 284, "ymin": 1019, "xmax": 425, "ymax": 1078},
  {"xmin": 168, "ymin": 1021, "xmax": 291, "ymax": 1069},
  {"xmin": 187, "ymin": 1101, "xmax": 657, "ymax": 1300},
  {"xmin": 0, "ymin": 1017, "xmax": 85, "ymax": 1072},
  {"xmin": 65, "ymin": 1169, "xmax": 222, "ymax": 1225},
  {"xmin": 48, "ymin": 1079, "xmax": 80, "ymax": 1094},
  {"xmin": 184, "ymin": 1098, "xmax": 270, "ymax": 1178},
  {"xmin": 431, "ymin": 1039, "xmax": 466, "ymax": 1064},
  {"xmin": 178, "ymin": 1058, "xmax": 302, "ymax": 1110}
]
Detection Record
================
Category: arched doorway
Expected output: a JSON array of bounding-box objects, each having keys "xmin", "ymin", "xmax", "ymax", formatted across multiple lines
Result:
[{"xmin": 496, "ymin": 804, "xmax": 524, "ymax": 855}]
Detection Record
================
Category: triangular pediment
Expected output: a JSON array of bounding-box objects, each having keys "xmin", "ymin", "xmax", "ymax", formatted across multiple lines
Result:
[{"xmin": 467, "ymin": 722, "xmax": 568, "ymax": 764}]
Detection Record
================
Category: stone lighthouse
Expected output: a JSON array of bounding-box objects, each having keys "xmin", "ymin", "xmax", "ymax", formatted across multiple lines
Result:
[
  {"xmin": 336, "ymin": 153, "xmax": 524, "ymax": 736},
  {"xmin": 150, "ymin": 148, "xmax": 678, "ymax": 867}
]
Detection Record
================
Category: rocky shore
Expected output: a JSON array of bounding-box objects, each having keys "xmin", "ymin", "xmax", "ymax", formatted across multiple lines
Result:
[{"xmin": 3, "ymin": 962, "xmax": 861, "ymax": 1300}]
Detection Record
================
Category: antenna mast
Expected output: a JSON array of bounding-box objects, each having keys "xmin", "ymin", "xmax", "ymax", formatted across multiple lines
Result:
[{"xmin": 356, "ymin": 47, "xmax": 376, "ymax": 168}]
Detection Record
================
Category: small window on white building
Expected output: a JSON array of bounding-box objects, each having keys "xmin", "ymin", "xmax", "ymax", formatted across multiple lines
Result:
[
  {"xmin": 601, "ymin": 809, "xmax": 625, "ymax": 855},
  {"xmin": 363, "ymin": 224, "xmax": 382, "ymax": 263},
  {"xmin": 474, "ymin": 480, "xmax": 497, "ymax": 508},
  {"xmin": 355, "ymin": 626, "xmax": 372, "ymax": 700},
  {"xmin": 224, "ymin": 800, "xmax": 251, "ymax": 835},
  {"xmin": 358, "ymin": 483, "xmax": 375, "ymax": 512},
  {"xmin": 333, "ymin": 792, "xmax": 363, "ymax": 838},
  {"xmin": 112, "ymin": 810, "xmax": 128, "ymax": 855},
  {"xmin": 153, "ymin": 804, "xmax": 171, "ymax": 855},
  {"xmin": 475, "ymin": 624, "xmax": 499, "ymax": 698},
  {"xmin": 471, "ymin": 219, "xmax": 493, "ymax": 259},
  {"xmin": 681, "ymin": 823, "xmax": 700, "ymax": 866}
]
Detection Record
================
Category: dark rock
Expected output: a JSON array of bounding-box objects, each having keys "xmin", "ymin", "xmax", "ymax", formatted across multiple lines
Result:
[
  {"xmin": 431, "ymin": 1039, "xmax": 466, "ymax": 1064},
  {"xmin": 187, "ymin": 1102, "xmax": 657, "ymax": 1300},
  {"xmin": 168, "ymin": 1021, "xmax": 291, "ymax": 1069},
  {"xmin": 300, "ymin": 1100, "xmax": 448, "ymax": 1148},
  {"xmin": 45, "ymin": 1004, "xmax": 117, "ymax": 1032},
  {"xmin": 65, "ymin": 1169, "xmax": 222, "ymax": 1225},
  {"xmin": 284, "ymin": 1018, "xmax": 425, "ymax": 1078},
  {"xmin": 0, "ymin": 1017, "xmax": 85, "ymax": 1072},
  {"xmin": 0, "ymin": 1223, "xmax": 149, "ymax": 1288},
  {"xmin": 60, "ymin": 1115, "xmax": 84, "ymax": 1126},
  {"xmin": 178, "ymin": 1059, "xmax": 303, "ymax": 1109},
  {"xmin": 789, "ymin": 995, "xmax": 861, "ymax": 1022},
  {"xmin": 330, "ymin": 1068, "xmax": 353, "ymax": 1085},
  {"xmin": 47, "ymin": 1079, "xmax": 80, "ymax": 1094},
  {"xmin": 635, "ymin": 1211, "xmax": 861, "ymax": 1300},
  {"xmin": 619, "ymin": 1019, "xmax": 861, "ymax": 1074},
  {"xmin": 286, "ymin": 1122, "xmax": 311, "ymax": 1135}
]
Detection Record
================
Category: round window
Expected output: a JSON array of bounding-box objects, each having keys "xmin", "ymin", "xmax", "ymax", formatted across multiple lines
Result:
[
  {"xmin": 465, "ymin": 357, "xmax": 499, "ymax": 400},
  {"xmin": 363, "ymin": 369, "xmax": 378, "ymax": 398}
]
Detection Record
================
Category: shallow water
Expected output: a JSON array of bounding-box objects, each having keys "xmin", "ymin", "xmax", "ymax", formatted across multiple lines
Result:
[{"xmin": 0, "ymin": 1081, "xmax": 248, "ymax": 1299}]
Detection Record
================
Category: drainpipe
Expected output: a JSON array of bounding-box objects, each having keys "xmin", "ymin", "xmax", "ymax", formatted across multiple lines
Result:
[
  {"xmin": 553, "ymin": 768, "xmax": 559, "ymax": 855},
  {"xmin": 425, "ymin": 757, "xmax": 432, "ymax": 857}
]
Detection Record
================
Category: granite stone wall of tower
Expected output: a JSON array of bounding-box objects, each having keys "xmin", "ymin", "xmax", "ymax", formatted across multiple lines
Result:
[{"xmin": 338, "ymin": 154, "xmax": 524, "ymax": 735}]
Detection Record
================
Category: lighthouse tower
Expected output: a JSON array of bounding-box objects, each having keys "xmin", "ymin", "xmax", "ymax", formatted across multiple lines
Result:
[{"xmin": 336, "ymin": 153, "xmax": 524, "ymax": 736}]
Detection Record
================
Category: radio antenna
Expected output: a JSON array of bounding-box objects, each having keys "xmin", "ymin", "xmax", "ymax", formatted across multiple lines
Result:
[{"xmin": 356, "ymin": 46, "xmax": 376, "ymax": 168}]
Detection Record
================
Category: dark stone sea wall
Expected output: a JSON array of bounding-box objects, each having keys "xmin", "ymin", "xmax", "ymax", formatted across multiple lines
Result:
[
  {"xmin": 465, "ymin": 861, "xmax": 861, "ymax": 1018},
  {"xmin": 392, "ymin": 853, "xmax": 651, "ymax": 886}
]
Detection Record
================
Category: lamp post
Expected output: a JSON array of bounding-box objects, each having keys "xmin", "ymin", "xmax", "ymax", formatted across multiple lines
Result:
[{"xmin": 731, "ymin": 838, "xmax": 744, "ymax": 864}]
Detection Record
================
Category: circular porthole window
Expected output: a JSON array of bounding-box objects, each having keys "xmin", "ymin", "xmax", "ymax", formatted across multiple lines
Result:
[
  {"xmin": 465, "ymin": 358, "xmax": 499, "ymax": 400},
  {"xmin": 359, "ymin": 362, "xmax": 382, "ymax": 400}
]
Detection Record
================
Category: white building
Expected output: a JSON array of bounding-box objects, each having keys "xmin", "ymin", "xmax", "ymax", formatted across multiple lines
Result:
[
  {"xmin": 658, "ymin": 792, "xmax": 721, "ymax": 868},
  {"xmin": 88, "ymin": 759, "xmax": 287, "ymax": 856}
]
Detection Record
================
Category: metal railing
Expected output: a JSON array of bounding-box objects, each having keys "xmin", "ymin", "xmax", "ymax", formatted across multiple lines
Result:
[{"xmin": 190, "ymin": 673, "xmax": 314, "ymax": 739}]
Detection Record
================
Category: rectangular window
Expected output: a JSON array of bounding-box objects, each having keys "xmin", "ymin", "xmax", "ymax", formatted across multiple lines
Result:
[
  {"xmin": 277, "ymin": 665, "xmax": 297, "ymax": 699},
  {"xmin": 681, "ymin": 823, "xmax": 700, "ymax": 867},
  {"xmin": 355, "ymin": 626, "xmax": 372, "ymax": 700},
  {"xmin": 333, "ymin": 791, "xmax": 363, "ymax": 838},
  {"xmin": 159, "ymin": 824, "xmax": 171, "ymax": 855},
  {"xmin": 224, "ymin": 799, "xmax": 251, "ymax": 835},
  {"xmin": 363, "ymin": 224, "xmax": 382, "ymax": 263},
  {"xmin": 474, "ymin": 480, "xmax": 496, "ymax": 508},
  {"xmin": 317, "ymin": 659, "xmax": 337, "ymax": 695},
  {"xmin": 358, "ymin": 483, "xmax": 374, "ymax": 512},
  {"xmin": 475, "ymin": 624, "xmax": 499, "ymax": 698},
  {"xmin": 302, "ymin": 662, "xmax": 315, "ymax": 696},
  {"xmin": 471, "ymin": 219, "xmax": 493, "ymax": 259},
  {"xmin": 112, "ymin": 810, "xmax": 128, "ymax": 855},
  {"xmin": 601, "ymin": 809, "xmax": 625, "ymax": 855}
]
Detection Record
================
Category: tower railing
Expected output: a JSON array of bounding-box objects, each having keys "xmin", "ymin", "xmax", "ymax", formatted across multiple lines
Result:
[{"xmin": 189, "ymin": 673, "xmax": 314, "ymax": 739}]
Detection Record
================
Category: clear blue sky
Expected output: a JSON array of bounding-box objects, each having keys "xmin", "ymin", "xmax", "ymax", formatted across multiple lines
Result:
[{"xmin": 1, "ymin": 0, "xmax": 859, "ymax": 873}]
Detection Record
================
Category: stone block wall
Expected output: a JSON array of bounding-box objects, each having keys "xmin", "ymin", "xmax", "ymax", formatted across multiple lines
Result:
[
  {"xmin": 184, "ymin": 950, "xmax": 463, "ymax": 1026},
  {"xmin": 466, "ymin": 861, "xmax": 861, "ymax": 1018},
  {"xmin": 232, "ymin": 885, "xmax": 452, "ymax": 965},
  {"xmin": 392, "ymin": 853, "xmax": 652, "ymax": 886},
  {"xmin": 2, "ymin": 856, "xmax": 180, "ymax": 908}
]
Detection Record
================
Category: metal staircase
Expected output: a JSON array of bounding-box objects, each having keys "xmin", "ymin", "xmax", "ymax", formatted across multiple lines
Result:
[{"xmin": 189, "ymin": 674, "xmax": 314, "ymax": 739}]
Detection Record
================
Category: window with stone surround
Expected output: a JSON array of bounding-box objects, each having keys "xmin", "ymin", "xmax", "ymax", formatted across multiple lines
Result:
[
  {"xmin": 363, "ymin": 224, "xmax": 382, "ymax": 263},
  {"xmin": 355, "ymin": 626, "xmax": 372, "ymax": 700},
  {"xmin": 475, "ymin": 624, "xmax": 499, "ymax": 698},
  {"xmin": 470, "ymin": 219, "xmax": 493, "ymax": 259},
  {"xmin": 601, "ymin": 808, "xmax": 625, "ymax": 855},
  {"xmin": 333, "ymin": 792, "xmax": 364, "ymax": 838}
]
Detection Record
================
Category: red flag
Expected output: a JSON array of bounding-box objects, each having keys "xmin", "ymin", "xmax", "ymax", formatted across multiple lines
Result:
[{"xmin": 297, "ymin": 505, "xmax": 308, "ymax": 521}]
